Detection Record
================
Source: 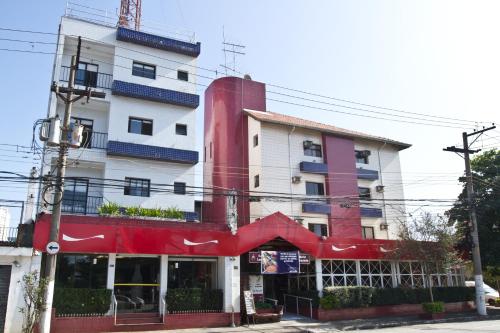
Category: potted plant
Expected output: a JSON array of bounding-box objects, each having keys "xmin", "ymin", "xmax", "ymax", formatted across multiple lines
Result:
[{"xmin": 421, "ymin": 301, "xmax": 445, "ymax": 319}]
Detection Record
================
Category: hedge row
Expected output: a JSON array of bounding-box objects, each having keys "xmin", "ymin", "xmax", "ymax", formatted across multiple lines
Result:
[
  {"xmin": 53, "ymin": 288, "xmax": 112, "ymax": 315},
  {"xmin": 166, "ymin": 288, "xmax": 223, "ymax": 312},
  {"xmin": 321, "ymin": 286, "xmax": 475, "ymax": 309}
]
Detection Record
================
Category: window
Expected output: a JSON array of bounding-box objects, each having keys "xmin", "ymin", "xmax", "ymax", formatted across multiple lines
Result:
[
  {"xmin": 308, "ymin": 223, "xmax": 328, "ymax": 237},
  {"xmin": 358, "ymin": 187, "xmax": 371, "ymax": 199},
  {"xmin": 355, "ymin": 150, "xmax": 370, "ymax": 164},
  {"xmin": 75, "ymin": 62, "xmax": 98, "ymax": 87},
  {"xmin": 56, "ymin": 254, "xmax": 107, "ymax": 289},
  {"xmin": 176, "ymin": 123, "xmax": 187, "ymax": 136},
  {"xmin": 254, "ymin": 175, "xmax": 260, "ymax": 188},
  {"xmin": 168, "ymin": 259, "xmax": 216, "ymax": 289},
  {"xmin": 128, "ymin": 117, "xmax": 153, "ymax": 135},
  {"xmin": 362, "ymin": 226, "xmax": 375, "ymax": 239},
  {"xmin": 174, "ymin": 182, "xmax": 186, "ymax": 195},
  {"xmin": 322, "ymin": 260, "xmax": 358, "ymax": 287},
  {"xmin": 253, "ymin": 134, "xmax": 259, "ymax": 147},
  {"xmin": 359, "ymin": 261, "xmax": 393, "ymax": 288},
  {"xmin": 306, "ymin": 182, "xmax": 324, "ymax": 196},
  {"xmin": 304, "ymin": 142, "xmax": 322, "ymax": 157},
  {"xmin": 124, "ymin": 177, "xmax": 150, "ymax": 197},
  {"xmin": 177, "ymin": 70, "xmax": 189, "ymax": 81},
  {"xmin": 398, "ymin": 262, "xmax": 425, "ymax": 288},
  {"xmin": 62, "ymin": 178, "xmax": 89, "ymax": 214},
  {"xmin": 132, "ymin": 61, "xmax": 156, "ymax": 79}
]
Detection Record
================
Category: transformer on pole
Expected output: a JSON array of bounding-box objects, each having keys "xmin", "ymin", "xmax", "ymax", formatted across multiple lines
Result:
[{"xmin": 118, "ymin": 0, "xmax": 142, "ymax": 30}]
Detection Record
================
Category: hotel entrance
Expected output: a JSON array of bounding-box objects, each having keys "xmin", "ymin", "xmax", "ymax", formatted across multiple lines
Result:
[{"xmin": 114, "ymin": 256, "xmax": 160, "ymax": 313}]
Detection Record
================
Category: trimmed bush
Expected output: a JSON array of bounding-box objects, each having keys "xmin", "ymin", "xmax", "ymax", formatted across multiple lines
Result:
[
  {"xmin": 53, "ymin": 288, "xmax": 112, "ymax": 315},
  {"xmin": 422, "ymin": 301, "xmax": 445, "ymax": 313},
  {"xmin": 166, "ymin": 288, "xmax": 223, "ymax": 312},
  {"xmin": 319, "ymin": 294, "xmax": 340, "ymax": 310},
  {"xmin": 255, "ymin": 301, "xmax": 273, "ymax": 309},
  {"xmin": 98, "ymin": 202, "xmax": 185, "ymax": 220},
  {"xmin": 321, "ymin": 287, "xmax": 475, "ymax": 309}
]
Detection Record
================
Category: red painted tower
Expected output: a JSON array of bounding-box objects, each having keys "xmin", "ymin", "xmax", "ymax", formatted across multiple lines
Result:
[{"xmin": 203, "ymin": 77, "xmax": 266, "ymax": 225}]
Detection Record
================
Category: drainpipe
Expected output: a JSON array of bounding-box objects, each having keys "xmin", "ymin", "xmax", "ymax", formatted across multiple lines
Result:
[
  {"xmin": 377, "ymin": 141, "xmax": 388, "ymax": 238},
  {"xmin": 288, "ymin": 126, "xmax": 296, "ymax": 218}
]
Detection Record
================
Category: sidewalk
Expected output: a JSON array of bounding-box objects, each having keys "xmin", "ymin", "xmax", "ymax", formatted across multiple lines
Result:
[{"xmin": 119, "ymin": 307, "xmax": 500, "ymax": 333}]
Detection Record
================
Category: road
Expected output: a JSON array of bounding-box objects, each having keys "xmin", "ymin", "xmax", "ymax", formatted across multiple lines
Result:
[{"xmin": 351, "ymin": 320, "xmax": 500, "ymax": 333}]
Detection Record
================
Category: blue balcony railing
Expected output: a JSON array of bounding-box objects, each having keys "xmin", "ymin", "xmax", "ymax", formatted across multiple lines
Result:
[
  {"xmin": 299, "ymin": 161, "xmax": 328, "ymax": 174},
  {"xmin": 357, "ymin": 168, "xmax": 379, "ymax": 180},
  {"xmin": 302, "ymin": 202, "xmax": 331, "ymax": 215},
  {"xmin": 360, "ymin": 207, "xmax": 383, "ymax": 218}
]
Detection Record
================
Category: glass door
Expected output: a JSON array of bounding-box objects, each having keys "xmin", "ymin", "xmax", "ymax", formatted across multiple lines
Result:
[{"xmin": 114, "ymin": 256, "xmax": 160, "ymax": 313}]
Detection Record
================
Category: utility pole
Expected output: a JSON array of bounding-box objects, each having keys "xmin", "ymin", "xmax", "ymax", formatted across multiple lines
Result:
[
  {"xmin": 443, "ymin": 125, "xmax": 496, "ymax": 316},
  {"xmin": 39, "ymin": 37, "xmax": 105, "ymax": 333}
]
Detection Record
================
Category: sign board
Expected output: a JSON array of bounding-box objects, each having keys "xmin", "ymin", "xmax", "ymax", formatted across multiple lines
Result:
[
  {"xmin": 243, "ymin": 290, "xmax": 256, "ymax": 315},
  {"xmin": 261, "ymin": 251, "xmax": 299, "ymax": 274},
  {"xmin": 46, "ymin": 241, "xmax": 60, "ymax": 255},
  {"xmin": 250, "ymin": 251, "xmax": 310, "ymax": 264},
  {"xmin": 248, "ymin": 275, "xmax": 264, "ymax": 295}
]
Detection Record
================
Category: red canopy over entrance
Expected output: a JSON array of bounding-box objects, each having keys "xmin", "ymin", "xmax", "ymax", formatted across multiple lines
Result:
[{"xmin": 33, "ymin": 212, "xmax": 397, "ymax": 259}]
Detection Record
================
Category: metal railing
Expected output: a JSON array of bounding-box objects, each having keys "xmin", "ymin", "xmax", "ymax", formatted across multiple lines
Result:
[
  {"xmin": 61, "ymin": 195, "xmax": 103, "ymax": 215},
  {"xmin": 112, "ymin": 294, "xmax": 118, "ymax": 326},
  {"xmin": 160, "ymin": 297, "xmax": 166, "ymax": 323},
  {"xmin": 80, "ymin": 131, "xmax": 108, "ymax": 150},
  {"xmin": 60, "ymin": 66, "xmax": 113, "ymax": 89},
  {"xmin": 0, "ymin": 227, "xmax": 18, "ymax": 246},
  {"xmin": 283, "ymin": 294, "xmax": 313, "ymax": 319}
]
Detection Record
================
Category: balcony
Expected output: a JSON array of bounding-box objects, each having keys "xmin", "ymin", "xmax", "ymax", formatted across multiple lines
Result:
[
  {"xmin": 107, "ymin": 140, "xmax": 199, "ymax": 165},
  {"xmin": 302, "ymin": 202, "xmax": 331, "ymax": 215},
  {"xmin": 80, "ymin": 131, "xmax": 108, "ymax": 150},
  {"xmin": 360, "ymin": 207, "xmax": 383, "ymax": 218},
  {"xmin": 62, "ymin": 195, "xmax": 103, "ymax": 215},
  {"xmin": 0, "ymin": 224, "xmax": 33, "ymax": 247},
  {"xmin": 357, "ymin": 168, "xmax": 379, "ymax": 180},
  {"xmin": 60, "ymin": 66, "xmax": 113, "ymax": 89},
  {"xmin": 299, "ymin": 161, "xmax": 328, "ymax": 174}
]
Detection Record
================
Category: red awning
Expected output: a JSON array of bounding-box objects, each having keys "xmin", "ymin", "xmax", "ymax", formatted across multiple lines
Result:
[{"xmin": 33, "ymin": 212, "xmax": 398, "ymax": 259}]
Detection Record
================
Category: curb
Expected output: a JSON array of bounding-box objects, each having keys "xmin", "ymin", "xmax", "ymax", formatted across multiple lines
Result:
[{"xmin": 338, "ymin": 314, "xmax": 500, "ymax": 331}]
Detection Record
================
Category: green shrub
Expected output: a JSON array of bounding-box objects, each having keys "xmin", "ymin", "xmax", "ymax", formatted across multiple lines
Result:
[
  {"xmin": 53, "ymin": 288, "xmax": 112, "ymax": 315},
  {"xmin": 422, "ymin": 301, "xmax": 445, "ymax": 313},
  {"xmin": 255, "ymin": 301, "xmax": 273, "ymax": 309},
  {"xmin": 319, "ymin": 294, "xmax": 340, "ymax": 310},
  {"xmin": 323, "ymin": 287, "xmax": 374, "ymax": 308},
  {"xmin": 124, "ymin": 206, "xmax": 141, "ymax": 216},
  {"xmin": 495, "ymin": 298, "xmax": 500, "ymax": 306},
  {"xmin": 321, "ymin": 287, "xmax": 475, "ymax": 309},
  {"xmin": 98, "ymin": 202, "xmax": 120, "ymax": 216},
  {"xmin": 166, "ymin": 289, "xmax": 222, "ymax": 312}
]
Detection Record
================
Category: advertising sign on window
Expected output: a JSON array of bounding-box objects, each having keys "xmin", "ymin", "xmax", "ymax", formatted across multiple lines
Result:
[
  {"xmin": 261, "ymin": 251, "xmax": 299, "ymax": 274},
  {"xmin": 249, "ymin": 275, "xmax": 264, "ymax": 295}
]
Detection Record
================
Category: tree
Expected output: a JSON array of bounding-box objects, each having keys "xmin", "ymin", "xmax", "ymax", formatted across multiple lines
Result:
[
  {"xmin": 19, "ymin": 270, "xmax": 48, "ymax": 333},
  {"xmin": 388, "ymin": 212, "xmax": 462, "ymax": 302},
  {"xmin": 446, "ymin": 149, "xmax": 500, "ymax": 286}
]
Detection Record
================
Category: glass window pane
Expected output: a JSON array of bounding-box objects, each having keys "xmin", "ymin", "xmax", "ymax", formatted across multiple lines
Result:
[{"xmin": 129, "ymin": 119, "xmax": 142, "ymax": 134}]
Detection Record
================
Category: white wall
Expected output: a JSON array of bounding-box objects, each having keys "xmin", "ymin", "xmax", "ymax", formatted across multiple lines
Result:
[
  {"xmin": 107, "ymin": 96, "xmax": 196, "ymax": 151},
  {"xmin": 0, "ymin": 247, "xmax": 41, "ymax": 333},
  {"xmin": 103, "ymin": 157, "xmax": 195, "ymax": 212}
]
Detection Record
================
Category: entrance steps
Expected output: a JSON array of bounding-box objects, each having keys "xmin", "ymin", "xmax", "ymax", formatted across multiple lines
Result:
[{"xmin": 115, "ymin": 312, "xmax": 163, "ymax": 326}]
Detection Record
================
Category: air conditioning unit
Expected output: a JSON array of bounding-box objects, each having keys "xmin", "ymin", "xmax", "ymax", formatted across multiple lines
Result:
[
  {"xmin": 375, "ymin": 185, "xmax": 385, "ymax": 193},
  {"xmin": 357, "ymin": 150, "xmax": 371, "ymax": 157},
  {"xmin": 380, "ymin": 223, "xmax": 389, "ymax": 230},
  {"xmin": 294, "ymin": 217, "xmax": 304, "ymax": 224},
  {"xmin": 303, "ymin": 140, "xmax": 313, "ymax": 148},
  {"xmin": 291, "ymin": 176, "xmax": 302, "ymax": 184}
]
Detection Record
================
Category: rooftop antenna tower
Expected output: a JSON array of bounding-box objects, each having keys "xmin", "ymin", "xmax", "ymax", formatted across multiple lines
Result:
[
  {"xmin": 118, "ymin": 0, "xmax": 142, "ymax": 30},
  {"xmin": 221, "ymin": 26, "xmax": 246, "ymax": 76}
]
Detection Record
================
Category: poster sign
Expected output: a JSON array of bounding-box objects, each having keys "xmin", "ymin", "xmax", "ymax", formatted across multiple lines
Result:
[
  {"xmin": 249, "ymin": 275, "xmax": 264, "ymax": 295},
  {"xmin": 250, "ymin": 251, "xmax": 310, "ymax": 265},
  {"xmin": 261, "ymin": 251, "xmax": 299, "ymax": 274},
  {"xmin": 243, "ymin": 290, "xmax": 256, "ymax": 315},
  {"xmin": 300, "ymin": 253, "xmax": 310, "ymax": 264}
]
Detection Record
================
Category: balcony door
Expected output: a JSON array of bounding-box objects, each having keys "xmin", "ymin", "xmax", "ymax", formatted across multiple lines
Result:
[
  {"xmin": 75, "ymin": 62, "xmax": 98, "ymax": 88},
  {"xmin": 62, "ymin": 178, "xmax": 89, "ymax": 214},
  {"xmin": 114, "ymin": 256, "xmax": 160, "ymax": 313}
]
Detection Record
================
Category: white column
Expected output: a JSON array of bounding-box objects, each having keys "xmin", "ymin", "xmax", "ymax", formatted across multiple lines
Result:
[
  {"xmin": 159, "ymin": 255, "xmax": 169, "ymax": 309},
  {"xmin": 315, "ymin": 259, "xmax": 323, "ymax": 297},
  {"xmin": 106, "ymin": 253, "xmax": 116, "ymax": 290},
  {"xmin": 223, "ymin": 256, "xmax": 240, "ymax": 313}
]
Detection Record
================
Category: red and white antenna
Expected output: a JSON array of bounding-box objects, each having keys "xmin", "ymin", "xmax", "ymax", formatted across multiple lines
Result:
[{"xmin": 118, "ymin": 0, "xmax": 142, "ymax": 30}]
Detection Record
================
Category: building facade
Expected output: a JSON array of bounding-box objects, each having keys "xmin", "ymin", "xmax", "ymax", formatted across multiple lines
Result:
[{"xmin": 31, "ymin": 17, "xmax": 464, "ymax": 333}]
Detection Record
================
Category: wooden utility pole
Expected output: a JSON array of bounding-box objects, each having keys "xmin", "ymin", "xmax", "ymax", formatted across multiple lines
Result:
[
  {"xmin": 443, "ymin": 125, "xmax": 496, "ymax": 316},
  {"xmin": 39, "ymin": 37, "xmax": 105, "ymax": 333}
]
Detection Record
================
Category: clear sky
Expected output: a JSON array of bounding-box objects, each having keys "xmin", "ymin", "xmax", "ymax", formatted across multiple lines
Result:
[{"xmin": 1, "ymin": 0, "xmax": 499, "ymax": 226}]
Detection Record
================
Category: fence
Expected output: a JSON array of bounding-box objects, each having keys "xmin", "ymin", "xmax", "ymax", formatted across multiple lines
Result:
[{"xmin": 0, "ymin": 227, "xmax": 18, "ymax": 246}]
